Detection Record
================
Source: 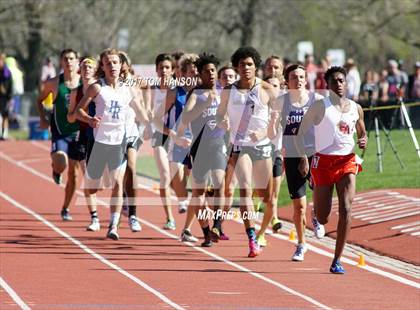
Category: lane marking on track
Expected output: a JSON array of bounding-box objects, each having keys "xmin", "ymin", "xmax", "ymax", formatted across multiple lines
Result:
[
  {"xmin": 0, "ymin": 277, "xmax": 31, "ymax": 310},
  {"xmin": 137, "ymin": 218, "xmax": 333, "ymax": 310},
  {"xmin": 0, "ymin": 192, "xmax": 185, "ymax": 310},
  {"xmin": 3, "ymin": 147, "xmax": 420, "ymax": 288},
  {"xmin": 392, "ymin": 221, "xmax": 420, "ymax": 230}
]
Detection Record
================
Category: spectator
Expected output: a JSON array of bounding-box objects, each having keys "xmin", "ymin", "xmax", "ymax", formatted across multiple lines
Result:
[
  {"xmin": 359, "ymin": 70, "xmax": 379, "ymax": 104},
  {"xmin": 386, "ymin": 59, "xmax": 408, "ymax": 101},
  {"xmin": 0, "ymin": 53, "xmax": 13, "ymax": 140},
  {"xmin": 344, "ymin": 58, "xmax": 361, "ymax": 101},
  {"xmin": 378, "ymin": 69, "xmax": 389, "ymax": 103},
  {"xmin": 408, "ymin": 62, "xmax": 420, "ymax": 101},
  {"xmin": 40, "ymin": 57, "xmax": 56, "ymax": 83},
  {"xmin": 315, "ymin": 58, "xmax": 329, "ymax": 96},
  {"xmin": 5, "ymin": 56, "xmax": 24, "ymax": 120},
  {"xmin": 304, "ymin": 54, "xmax": 317, "ymax": 91}
]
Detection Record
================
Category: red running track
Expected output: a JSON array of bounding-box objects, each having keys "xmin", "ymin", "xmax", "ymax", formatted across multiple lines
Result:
[{"xmin": 0, "ymin": 141, "xmax": 419, "ymax": 310}]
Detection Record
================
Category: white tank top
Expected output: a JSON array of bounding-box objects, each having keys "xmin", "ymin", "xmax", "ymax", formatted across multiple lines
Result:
[
  {"xmin": 94, "ymin": 80, "xmax": 133, "ymax": 145},
  {"xmin": 151, "ymin": 86, "xmax": 167, "ymax": 133},
  {"xmin": 315, "ymin": 97, "xmax": 359, "ymax": 155},
  {"xmin": 227, "ymin": 78, "xmax": 270, "ymax": 147}
]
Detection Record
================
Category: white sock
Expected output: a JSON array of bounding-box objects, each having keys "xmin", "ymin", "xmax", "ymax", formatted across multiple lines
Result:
[{"xmin": 110, "ymin": 212, "xmax": 121, "ymax": 227}]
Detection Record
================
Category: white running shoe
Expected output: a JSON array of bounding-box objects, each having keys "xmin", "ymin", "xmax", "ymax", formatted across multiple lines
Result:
[
  {"xmin": 312, "ymin": 217, "xmax": 325, "ymax": 239},
  {"xmin": 178, "ymin": 201, "xmax": 188, "ymax": 214},
  {"xmin": 129, "ymin": 216, "xmax": 142, "ymax": 232},
  {"xmin": 292, "ymin": 243, "xmax": 308, "ymax": 262},
  {"xmin": 180, "ymin": 229, "xmax": 198, "ymax": 242},
  {"xmin": 87, "ymin": 218, "xmax": 100, "ymax": 231},
  {"xmin": 107, "ymin": 225, "xmax": 119, "ymax": 240}
]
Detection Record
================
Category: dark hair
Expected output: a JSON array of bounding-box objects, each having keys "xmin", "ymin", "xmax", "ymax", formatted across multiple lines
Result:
[
  {"xmin": 283, "ymin": 64, "xmax": 306, "ymax": 81},
  {"xmin": 60, "ymin": 48, "xmax": 79, "ymax": 59},
  {"xmin": 324, "ymin": 66, "xmax": 347, "ymax": 83},
  {"xmin": 155, "ymin": 53, "xmax": 175, "ymax": 68},
  {"xmin": 218, "ymin": 65, "xmax": 235, "ymax": 79},
  {"xmin": 172, "ymin": 51, "xmax": 185, "ymax": 62},
  {"xmin": 195, "ymin": 53, "xmax": 220, "ymax": 73},
  {"xmin": 231, "ymin": 46, "xmax": 262, "ymax": 69}
]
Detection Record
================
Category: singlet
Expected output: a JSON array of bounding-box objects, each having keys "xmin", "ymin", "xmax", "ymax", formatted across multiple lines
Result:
[
  {"xmin": 190, "ymin": 87, "xmax": 225, "ymax": 143},
  {"xmin": 315, "ymin": 97, "xmax": 359, "ymax": 155},
  {"xmin": 93, "ymin": 80, "xmax": 133, "ymax": 145},
  {"xmin": 227, "ymin": 78, "xmax": 270, "ymax": 147},
  {"xmin": 167, "ymin": 86, "xmax": 192, "ymax": 138},
  {"xmin": 52, "ymin": 74, "xmax": 80, "ymax": 136},
  {"xmin": 281, "ymin": 92, "xmax": 317, "ymax": 157}
]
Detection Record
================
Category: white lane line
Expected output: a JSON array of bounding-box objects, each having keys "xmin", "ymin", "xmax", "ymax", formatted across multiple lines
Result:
[
  {"xmin": 30, "ymin": 140, "xmax": 50, "ymax": 151},
  {"xmin": 352, "ymin": 202, "xmax": 417, "ymax": 216},
  {"xmin": 0, "ymin": 277, "xmax": 31, "ymax": 310},
  {"xmin": 19, "ymin": 158, "xmax": 49, "ymax": 164},
  {"xmin": 363, "ymin": 208, "xmax": 420, "ymax": 221},
  {"xmin": 355, "ymin": 205, "xmax": 419, "ymax": 220},
  {"xmin": 3, "ymin": 148, "xmax": 420, "ymax": 289},
  {"xmin": 411, "ymin": 231, "xmax": 420, "ymax": 236},
  {"xmin": 0, "ymin": 192, "xmax": 185, "ymax": 310},
  {"xmin": 369, "ymin": 211, "xmax": 420, "ymax": 224},
  {"xmin": 138, "ymin": 218, "xmax": 333, "ymax": 310},
  {"xmin": 392, "ymin": 221, "xmax": 420, "ymax": 230},
  {"xmin": 401, "ymin": 226, "xmax": 420, "ymax": 233}
]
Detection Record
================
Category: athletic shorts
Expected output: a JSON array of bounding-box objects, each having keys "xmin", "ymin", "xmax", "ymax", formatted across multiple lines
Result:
[
  {"xmin": 151, "ymin": 131, "xmax": 169, "ymax": 151},
  {"xmin": 284, "ymin": 157, "xmax": 312, "ymax": 199},
  {"xmin": 272, "ymin": 150, "xmax": 283, "ymax": 178},
  {"xmin": 86, "ymin": 141, "xmax": 126, "ymax": 180},
  {"xmin": 169, "ymin": 142, "xmax": 192, "ymax": 169},
  {"xmin": 51, "ymin": 132, "xmax": 85, "ymax": 161},
  {"xmin": 191, "ymin": 138, "xmax": 227, "ymax": 184},
  {"xmin": 126, "ymin": 135, "xmax": 142, "ymax": 152},
  {"xmin": 230, "ymin": 143, "xmax": 272, "ymax": 162},
  {"xmin": 0, "ymin": 100, "xmax": 10, "ymax": 117},
  {"xmin": 311, "ymin": 153, "xmax": 361, "ymax": 186}
]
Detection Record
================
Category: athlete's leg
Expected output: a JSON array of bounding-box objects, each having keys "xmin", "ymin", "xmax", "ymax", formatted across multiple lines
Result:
[
  {"xmin": 62, "ymin": 158, "xmax": 80, "ymax": 209},
  {"xmin": 313, "ymin": 185, "xmax": 334, "ymax": 225},
  {"xmin": 334, "ymin": 173, "xmax": 356, "ymax": 262},
  {"xmin": 254, "ymin": 158, "xmax": 274, "ymax": 239},
  {"xmin": 154, "ymin": 146, "xmax": 174, "ymax": 222}
]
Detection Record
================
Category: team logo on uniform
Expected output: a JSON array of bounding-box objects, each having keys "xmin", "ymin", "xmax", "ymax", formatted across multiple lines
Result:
[
  {"xmin": 338, "ymin": 121, "xmax": 350, "ymax": 134},
  {"xmin": 207, "ymin": 119, "xmax": 217, "ymax": 130},
  {"xmin": 109, "ymin": 100, "xmax": 121, "ymax": 119}
]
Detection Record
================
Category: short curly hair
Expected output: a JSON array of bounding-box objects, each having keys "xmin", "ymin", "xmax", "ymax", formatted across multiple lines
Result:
[
  {"xmin": 231, "ymin": 46, "xmax": 262, "ymax": 69},
  {"xmin": 324, "ymin": 66, "xmax": 347, "ymax": 83},
  {"xmin": 195, "ymin": 53, "xmax": 220, "ymax": 73}
]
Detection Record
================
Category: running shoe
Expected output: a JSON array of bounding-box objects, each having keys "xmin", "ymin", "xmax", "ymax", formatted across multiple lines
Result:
[
  {"xmin": 178, "ymin": 201, "xmax": 188, "ymax": 214},
  {"xmin": 257, "ymin": 234, "xmax": 267, "ymax": 247},
  {"xmin": 312, "ymin": 217, "xmax": 325, "ymax": 239},
  {"xmin": 163, "ymin": 219, "xmax": 176, "ymax": 230},
  {"xmin": 254, "ymin": 201, "xmax": 265, "ymax": 213},
  {"xmin": 330, "ymin": 260, "xmax": 345, "ymax": 274},
  {"xmin": 210, "ymin": 227, "xmax": 221, "ymax": 242},
  {"xmin": 271, "ymin": 217, "xmax": 282, "ymax": 233},
  {"xmin": 87, "ymin": 217, "xmax": 100, "ymax": 231},
  {"xmin": 219, "ymin": 232, "xmax": 230, "ymax": 241},
  {"xmin": 181, "ymin": 229, "xmax": 198, "ymax": 242},
  {"xmin": 106, "ymin": 225, "xmax": 119, "ymax": 240},
  {"xmin": 292, "ymin": 243, "xmax": 308, "ymax": 261},
  {"xmin": 201, "ymin": 235, "xmax": 213, "ymax": 247},
  {"xmin": 53, "ymin": 172, "xmax": 62, "ymax": 185},
  {"xmin": 129, "ymin": 216, "xmax": 142, "ymax": 232},
  {"xmin": 248, "ymin": 240, "xmax": 261, "ymax": 258},
  {"xmin": 60, "ymin": 208, "xmax": 72, "ymax": 221}
]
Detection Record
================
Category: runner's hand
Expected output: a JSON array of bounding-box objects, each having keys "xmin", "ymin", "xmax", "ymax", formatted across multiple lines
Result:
[
  {"xmin": 298, "ymin": 156, "xmax": 309, "ymax": 177},
  {"xmin": 39, "ymin": 116, "xmax": 49, "ymax": 129},
  {"xmin": 143, "ymin": 125, "xmax": 152, "ymax": 140},
  {"xmin": 218, "ymin": 118, "xmax": 230, "ymax": 130},
  {"xmin": 249, "ymin": 129, "xmax": 266, "ymax": 143},
  {"xmin": 357, "ymin": 135, "xmax": 367, "ymax": 149},
  {"xmin": 174, "ymin": 136, "xmax": 192, "ymax": 148},
  {"xmin": 89, "ymin": 116, "xmax": 101, "ymax": 128}
]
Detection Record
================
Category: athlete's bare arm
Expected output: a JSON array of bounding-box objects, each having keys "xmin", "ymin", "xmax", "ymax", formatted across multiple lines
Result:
[
  {"xmin": 76, "ymin": 83, "xmax": 101, "ymax": 128},
  {"xmin": 295, "ymin": 99, "xmax": 325, "ymax": 176},
  {"xmin": 36, "ymin": 77, "xmax": 59, "ymax": 129},
  {"xmin": 216, "ymin": 85, "xmax": 231, "ymax": 130},
  {"xmin": 129, "ymin": 86, "xmax": 149, "ymax": 123},
  {"xmin": 267, "ymin": 94, "xmax": 285, "ymax": 140},
  {"xmin": 182, "ymin": 90, "xmax": 216, "ymax": 124},
  {"xmin": 356, "ymin": 104, "xmax": 367, "ymax": 149}
]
